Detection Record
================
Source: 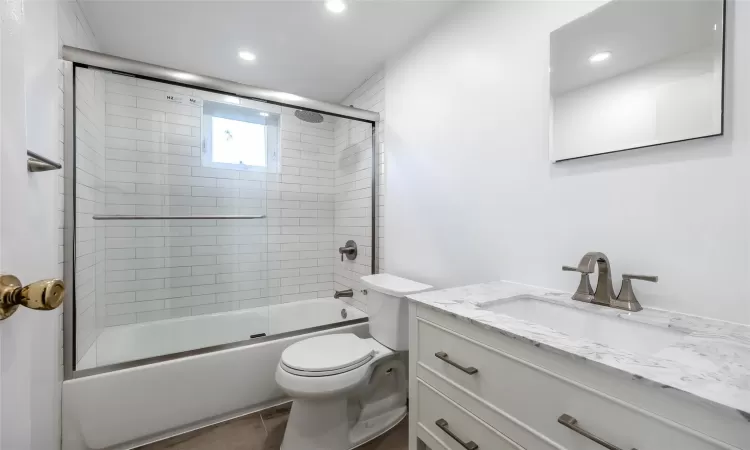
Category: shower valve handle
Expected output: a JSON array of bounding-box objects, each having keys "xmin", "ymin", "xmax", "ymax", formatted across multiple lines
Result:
[
  {"xmin": 339, "ymin": 246, "xmax": 354, "ymax": 261},
  {"xmin": 339, "ymin": 240, "xmax": 358, "ymax": 262}
]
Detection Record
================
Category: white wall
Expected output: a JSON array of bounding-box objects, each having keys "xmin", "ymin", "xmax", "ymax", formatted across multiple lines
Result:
[
  {"xmin": 553, "ymin": 46, "xmax": 723, "ymax": 160},
  {"xmin": 384, "ymin": 0, "xmax": 750, "ymax": 324}
]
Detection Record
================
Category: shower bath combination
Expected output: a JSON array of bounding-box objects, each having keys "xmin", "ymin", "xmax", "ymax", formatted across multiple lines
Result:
[{"xmin": 60, "ymin": 46, "xmax": 381, "ymax": 450}]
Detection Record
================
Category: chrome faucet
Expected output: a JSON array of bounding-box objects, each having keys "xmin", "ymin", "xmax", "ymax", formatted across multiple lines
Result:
[
  {"xmin": 563, "ymin": 252, "xmax": 658, "ymax": 312},
  {"xmin": 577, "ymin": 252, "xmax": 617, "ymax": 307},
  {"xmin": 334, "ymin": 289, "xmax": 353, "ymax": 299}
]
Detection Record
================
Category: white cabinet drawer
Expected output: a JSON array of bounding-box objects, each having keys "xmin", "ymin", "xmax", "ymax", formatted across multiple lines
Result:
[
  {"xmin": 417, "ymin": 317, "xmax": 726, "ymax": 450},
  {"xmin": 417, "ymin": 379, "xmax": 524, "ymax": 450}
]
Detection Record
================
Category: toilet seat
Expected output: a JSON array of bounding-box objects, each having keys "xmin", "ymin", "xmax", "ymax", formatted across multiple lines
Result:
[
  {"xmin": 281, "ymin": 334, "xmax": 376, "ymax": 377},
  {"xmin": 276, "ymin": 335, "xmax": 394, "ymax": 399}
]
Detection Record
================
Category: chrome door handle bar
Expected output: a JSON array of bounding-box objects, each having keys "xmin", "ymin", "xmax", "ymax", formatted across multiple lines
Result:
[
  {"xmin": 435, "ymin": 418, "xmax": 478, "ymax": 450},
  {"xmin": 558, "ymin": 414, "xmax": 637, "ymax": 450},
  {"xmin": 435, "ymin": 351, "xmax": 478, "ymax": 375}
]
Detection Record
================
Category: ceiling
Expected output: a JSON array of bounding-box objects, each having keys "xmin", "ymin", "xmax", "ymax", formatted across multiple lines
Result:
[
  {"xmin": 550, "ymin": 0, "xmax": 724, "ymax": 95},
  {"xmin": 79, "ymin": 0, "xmax": 458, "ymax": 103}
]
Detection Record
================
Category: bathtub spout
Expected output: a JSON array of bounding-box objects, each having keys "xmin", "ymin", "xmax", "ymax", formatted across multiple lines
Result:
[{"xmin": 334, "ymin": 289, "xmax": 353, "ymax": 299}]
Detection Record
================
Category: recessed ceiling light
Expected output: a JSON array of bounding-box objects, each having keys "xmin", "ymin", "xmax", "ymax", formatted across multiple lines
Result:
[
  {"xmin": 260, "ymin": 112, "xmax": 269, "ymax": 117},
  {"xmin": 589, "ymin": 51, "xmax": 611, "ymax": 63},
  {"xmin": 325, "ymin": 0, "xmax": 346, "ymax": 14},
  {"xmin": 238, "ymin": 51, "xmax": 256, "ymax": 61}
]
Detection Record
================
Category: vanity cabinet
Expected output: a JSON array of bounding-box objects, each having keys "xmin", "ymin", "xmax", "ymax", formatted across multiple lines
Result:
[{"xmin": 408, "ymin": 304, "xmax": 748, "ymax": 450}]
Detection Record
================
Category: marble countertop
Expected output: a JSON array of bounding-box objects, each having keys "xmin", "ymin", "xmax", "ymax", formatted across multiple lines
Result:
[{"xmin": 407, "ymin": 281, "xmax": 750, "ymax": 417}]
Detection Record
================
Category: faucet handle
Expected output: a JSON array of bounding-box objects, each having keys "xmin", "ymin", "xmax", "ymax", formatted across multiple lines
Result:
[
  {"xmin": 623, "ymin": 274, "xmax": 658, "ymax": 283},
  {"xmin": 338, "ymin": 240, "xmax": 357, "ymax": 262},
  {"xmin": 562, "ymin": 265, "xmax": 594, "ymax": 302},
  {"xmin": 613, "ymin": 274, "xmax": 658, "ymax": 312},
  {"xmin": 563, "ymin": 263, "xmax": 596, "ymax": 274}
]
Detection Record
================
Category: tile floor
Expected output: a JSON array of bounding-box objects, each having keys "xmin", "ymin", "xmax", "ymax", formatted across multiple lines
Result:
[{"xmin": 139, "ymin": 403, "xmax": 408, "ymax": 450}]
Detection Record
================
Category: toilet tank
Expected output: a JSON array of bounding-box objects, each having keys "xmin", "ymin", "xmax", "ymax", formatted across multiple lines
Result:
[{"xmin": 360, "ymin": 274, "xmax": 432, "ymax": 351}]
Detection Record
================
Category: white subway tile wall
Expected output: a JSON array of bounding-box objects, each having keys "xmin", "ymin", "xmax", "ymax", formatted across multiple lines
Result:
[
  {"xmin": 334, "ymin": 70, "xmax": 385, "ymax": 312},
  {"xmin": 74, "ymin": 67, "xmax": 106, "ymax": 361},
  {"xmin": 59, "ymin": 0, "xmax": 102, "ymax": 369},
  {"xmin": 97, "ymin": 74, "xmax": 340, "ymax": 326}
]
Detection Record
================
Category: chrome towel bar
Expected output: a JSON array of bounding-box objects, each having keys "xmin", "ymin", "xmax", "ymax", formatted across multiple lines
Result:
[
  {"xmin": 27, "ymin": 151, "xmax": 62, "ymax": 172},
  {"xmin": 93, "ymin": 215, "xmax": 266, "ymax": 220}
]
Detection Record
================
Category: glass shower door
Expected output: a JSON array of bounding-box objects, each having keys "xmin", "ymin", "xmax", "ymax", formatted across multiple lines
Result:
[
  {"xmin": 71, "ymin": 63, "xmax": 375, "ymax": 374},
  {"xmin": 73, "ymin": 67, "xmax": 274, "ymax": 370}
]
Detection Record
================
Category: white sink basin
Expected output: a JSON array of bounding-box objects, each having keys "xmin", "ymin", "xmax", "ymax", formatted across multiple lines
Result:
[{"xmin": 481, "ymin": 296, "xmax": 685, "ymax": 355}]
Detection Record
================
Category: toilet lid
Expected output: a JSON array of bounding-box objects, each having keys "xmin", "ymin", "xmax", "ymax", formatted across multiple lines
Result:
[{"xmin": 281, "ymin": 334, "xmax": 375, "ymax": 373}]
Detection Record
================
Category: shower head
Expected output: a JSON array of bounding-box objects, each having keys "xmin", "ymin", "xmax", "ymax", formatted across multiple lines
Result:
[{"xmin": 294, "ymin": 110, "xmax": 324, "ymax": 124}]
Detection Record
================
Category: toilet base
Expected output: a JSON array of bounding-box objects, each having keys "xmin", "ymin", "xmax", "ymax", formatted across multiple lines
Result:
[
  {"xmin": 350, "ymin": 406, "xmax": 406, "ymax": 448},
  {"xmin": 276, "ymin": 343, "xmax": 409, "ymax": 450},
  {"xmin": 280, "ymin": 399, "xmax": 406, "ymax": 450}
]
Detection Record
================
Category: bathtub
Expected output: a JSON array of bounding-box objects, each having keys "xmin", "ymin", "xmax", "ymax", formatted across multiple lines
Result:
[
  {"xmin": 62, "ymin": 298, "xmax": 368, "ymax": 450},
  {"xmin": 77, "ymin": 298, "xmax": 364, "ymax": 369}
]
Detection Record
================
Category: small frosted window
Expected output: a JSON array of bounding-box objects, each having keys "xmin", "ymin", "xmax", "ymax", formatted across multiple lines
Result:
[
  {"xmin": 211, "ymin": 117, "xmax": 267, "ymax": 167},
  {"xmin": 201, "ymin": 101, "xmax": 279, "ymax": 172}
]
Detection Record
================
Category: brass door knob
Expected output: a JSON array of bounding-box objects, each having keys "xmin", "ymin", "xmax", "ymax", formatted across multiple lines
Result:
[{"xmin": 0, "ymin": 275, "xmax": 64, "ymax": 320}]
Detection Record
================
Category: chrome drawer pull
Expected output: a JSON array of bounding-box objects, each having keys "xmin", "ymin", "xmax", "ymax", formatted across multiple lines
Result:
[
  {"xmin": 435, "ymin": 418, "xmax": 479, "ymax": 450},
  {"xmin": 558, "ymin": 414, "xmax": 637, "ymax": 450},
  {"xmin": 435, "ymin": 351, "xmax": 478, "ymax": 375}
]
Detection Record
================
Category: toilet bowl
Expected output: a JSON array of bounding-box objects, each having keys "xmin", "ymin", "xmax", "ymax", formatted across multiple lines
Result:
[{"xmin": 274, "ymin": 274, "xmax": 432, "ymax": 450}]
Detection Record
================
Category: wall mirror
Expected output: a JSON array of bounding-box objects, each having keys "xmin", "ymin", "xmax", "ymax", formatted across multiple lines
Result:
[{"xmin": 549, "ymin": 0, "xmax": 726, "ymax": 162}]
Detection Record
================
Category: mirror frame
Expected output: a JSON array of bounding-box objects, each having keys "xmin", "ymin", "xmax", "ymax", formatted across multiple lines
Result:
[{"xmin": 549, "ymin": 0, "xmax": 727, "ymax": 163}]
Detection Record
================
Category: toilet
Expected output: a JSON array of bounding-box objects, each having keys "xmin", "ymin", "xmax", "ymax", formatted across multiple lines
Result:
[{"xmin": 275, "ymin": 273, "xmax": 432, "ymax": 450}]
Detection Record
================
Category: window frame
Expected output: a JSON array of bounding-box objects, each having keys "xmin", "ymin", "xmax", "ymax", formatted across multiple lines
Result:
[{"xmin": 201, "ymin": 101, "xmax": 280, "ymax": 173}]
